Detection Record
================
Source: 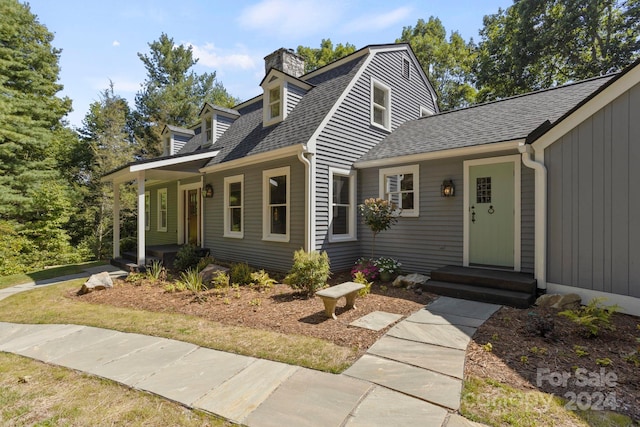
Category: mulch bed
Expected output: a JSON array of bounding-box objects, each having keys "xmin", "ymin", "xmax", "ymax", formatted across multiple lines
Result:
[{"xmin": 71, "ymin": 271, "xmax": 640, "ymax": 421}]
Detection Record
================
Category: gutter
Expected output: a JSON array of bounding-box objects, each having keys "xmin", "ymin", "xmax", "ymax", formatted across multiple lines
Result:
[
  {"xmin": 297, "ymin": 147, "xmax": 315, "ymax": 253},
  {"xmin": 518, "ymin": 143, "xmax": 547, "ymax": 290}
]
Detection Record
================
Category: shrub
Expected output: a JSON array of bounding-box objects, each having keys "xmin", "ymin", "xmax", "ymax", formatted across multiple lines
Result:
[
  {"xmin": 351, "ymin": 258, "xmax": 379, "ymax": 281},
  {"xmin": 119, "ymin": 237, "xmax": 137, "ymax": 253},
  {"xmin": 210, "ymin": 270, "xmax": 230, "ymax": 289},
  {"xmin": 374, "ymin": 257, "xmax": 402, "ymax": 276},
  {"xmin": 352, "ymin": 271, "xmax": 372, "ymax": 297},
  {"xmin": 358, "ymin": 198, "xmax": 398, "ymax": 257},
  {"xmin": 250, "ymin": 270, "xmax": 277, "ymax": 292},
  {"xmin": 173, "ymin": 244, "xmax": 201, "ymax": 272},
  {"xmin": 230, "ymin": 262, "xmax": 253, "ymax": 285},
  {"xmin": 196, "ymin": 256, "xmax": 216, "ymax": 272},
  {"xmin": 284, "ymin": 249, "xmax": 330, "ymax": 296},
  {"xmin": 559, "ymin": 297, "xmax": 620, "ymax": 337}
]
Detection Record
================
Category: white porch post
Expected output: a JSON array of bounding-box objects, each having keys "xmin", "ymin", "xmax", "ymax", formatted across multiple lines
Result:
[
  {"xmin": 137, "ymin": 171, "xmax": 146, "ymax": 267},
  {"xmin": 113, "ymin": 182, "xmax": 120, "ymax": 259}
]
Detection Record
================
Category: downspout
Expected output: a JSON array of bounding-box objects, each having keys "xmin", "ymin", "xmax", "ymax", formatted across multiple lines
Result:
[
  {"xmin": 297, "ymin": 148, "xmax": 314, "ymax": 253},
  {"xmin": 518, "ymin": 143, "xmax": 547, "ymax": 290}
]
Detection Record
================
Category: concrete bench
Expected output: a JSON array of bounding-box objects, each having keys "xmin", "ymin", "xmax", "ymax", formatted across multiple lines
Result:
[{"xmin": 315, "ymin": 281, "xmax": 365, "ymax": 320}]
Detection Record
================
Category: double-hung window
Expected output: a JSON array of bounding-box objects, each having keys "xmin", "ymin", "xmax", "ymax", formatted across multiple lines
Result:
[
  {"xmin": 329, "ymin": 168, "xmax": 356, "ymax": 241},
  {"xmin": 263, "ymin": 166, "xmax": 290, "ymax": 242},
  {"xmin": 379, "ymin": 165, "xmax": 419, "ymax": 217},
  {"xmin": 371, "ymin": 78, "xmax": 391, "ymax": 130},
  {"xmin": 157, "ymin": 188, "xmax": 168, "ymax": 231},
  {"xmin": 205, "ymin": 116, "xmax": 213, "ymax": 143},
  {"xmin": 224, "ymin": 175, "xmax": 244, "ymax": 238}
]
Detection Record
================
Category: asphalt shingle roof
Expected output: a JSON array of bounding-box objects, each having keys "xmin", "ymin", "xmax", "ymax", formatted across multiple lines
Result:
[
  {"xmin": 357, "ymin": 74, "xmax": 615, "ymax": 163},
  {"xmin": 201, "ymin": 55, "xmax": 367, "ymax": 167}
]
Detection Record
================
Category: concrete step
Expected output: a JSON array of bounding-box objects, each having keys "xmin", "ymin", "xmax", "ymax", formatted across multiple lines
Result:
[
  {"xmin": 423, "ymin": 280, "xmax": 535, "ymax": 309},
  {"xmin": 110, "ymin": 258, "xmax": 140, "ymax": 273},
  {"xmin": 430, "ymin": 265, "xmax": 536, "ymax": 293}
]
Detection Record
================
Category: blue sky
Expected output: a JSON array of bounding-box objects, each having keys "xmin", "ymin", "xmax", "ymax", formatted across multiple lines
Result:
[{"xmin": 28, "ymin": 0, "xmax": 513, "ymax": 128}]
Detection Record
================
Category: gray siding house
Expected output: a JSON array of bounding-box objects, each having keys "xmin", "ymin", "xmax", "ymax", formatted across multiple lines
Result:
[{"xmin": 104, "ymin": 44, "xmax": 640, "ymax": 315}]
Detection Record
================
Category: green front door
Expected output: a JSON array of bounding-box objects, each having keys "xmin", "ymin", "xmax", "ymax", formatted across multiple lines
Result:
[{"xmin": 469, "ymin": 161, "xmax": 515, "ymax": 268}]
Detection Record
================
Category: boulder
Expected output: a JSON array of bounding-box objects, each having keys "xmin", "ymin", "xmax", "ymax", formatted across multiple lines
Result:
[
  {"xmin": 78, "ymin": 271, "xmax": 113, "ymax": 295},
  {"xmin": 198, "ymin": 264, "xmax": 230, "ymax": 283},
  {"xmin": 535, "ymin": 293, "xmax": 582, "ymax": 310},
  {"xmin": 392, "ymin": 273, "xmax": 429, "ymax": 289}
]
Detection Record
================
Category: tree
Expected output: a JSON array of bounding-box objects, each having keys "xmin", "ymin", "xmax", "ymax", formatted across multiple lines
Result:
[
  {"xmin": 397, "ymin": 17, "xmax": 477, "ymax": 110},
  {"xmin": 133, "ymin": 33, "xmax": 237, "ymax": 158},
  {"xmin": 475, "ymin": 0, "xmax": 640, "ymax": 102},
  {"xmin": 0, "ymin": 0, "xmax": 80, "ymax": 270},
  {"xmin": 78, "ymin": 83, "xmax": 137, "ymax": 258},
  {"xmin": 296, "ymin": 39, "xmax": 356, "ymax": 73},
  {"xmin": 358, "ymin": 198, "xmax": 398, "ymax": 258}
]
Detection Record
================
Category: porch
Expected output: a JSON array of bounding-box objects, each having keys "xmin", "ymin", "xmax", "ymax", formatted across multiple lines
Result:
[{"xmin": 110, "ymin": 244, "xmax": 209, "ymax": 272}]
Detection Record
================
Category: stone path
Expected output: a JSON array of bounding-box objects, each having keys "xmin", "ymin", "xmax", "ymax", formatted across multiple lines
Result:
[{"xmin": 0, "ymin": 267, "xmax": 496, "ymax": 426}]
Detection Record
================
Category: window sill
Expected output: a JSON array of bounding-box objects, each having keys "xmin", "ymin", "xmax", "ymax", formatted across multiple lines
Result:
[
  {"xmin": 262, "ymin": 234, "xmax": 290, "ymax": 243},
  {"xmin": 370, "ymin": 122, "xmax": 391, "ymax": 132},
  {"xmin": 224, "ymin": 232, "xmax": 244, "ymax": 239},
  {"xmin": 328, "ymin": 235, "xmax": 357, "ymax": 243}
]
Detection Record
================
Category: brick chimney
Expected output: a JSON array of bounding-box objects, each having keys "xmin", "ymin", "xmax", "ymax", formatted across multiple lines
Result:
[{"xmin": 264, "ymin": 48, "xmax": 305, "ymax": 78}]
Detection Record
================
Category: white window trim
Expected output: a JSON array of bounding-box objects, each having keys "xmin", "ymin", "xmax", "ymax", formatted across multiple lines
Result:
[
  {"xmin": 370, "ymin": 78, "xmax": 391, "ymax": 131},
  {"xmin": 224, "ymin": 174, "xmax": 244, "ymax": 239},
  {"xmin": 144, "ymin": 191, "xmax": 150, "ymax": 231},
  {"xmin": 378, "ymin": 164, "xmax": 419, "ymax": 217},
  {"xmin": 157, "ymin": 188, "xmax": 168, "ymax": 232},
  {"xmin": 204, "ymin": 114, "xmax": 215, "ymax": 145},
  {"xmin": 329, "ymin": 168, "xmax": 356, "ymax": 242},
  {"xmin": 263, "ymin": 81, "xmax": 287, "ymax": 126},
  {"xmin": 262, "ymin": 166, "xmax": 290, "ymax": 242}
]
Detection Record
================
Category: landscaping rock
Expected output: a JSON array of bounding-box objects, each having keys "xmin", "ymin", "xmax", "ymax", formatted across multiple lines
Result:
[
  {"xmin": 393, "ymin": 273, "xmax": 429, "ymax": 289},
  {"xmin": 198, "ymin": 264, "xmax": 230, "ymax": 283},
  {"xmin": 535, "ymin": 293, "xmax": 581, "ymax": 310},
  {"xmin": 78, "ymin": 272, "xmax": 113, "ymax": 295}
]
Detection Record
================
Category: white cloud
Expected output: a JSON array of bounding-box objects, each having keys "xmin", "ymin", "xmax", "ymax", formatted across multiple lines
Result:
[
  {"xmin": 238, "ymin": 0, "xmax": 342, "ymax": 38},
  {"xmin": 345, "ymin": 6, "xmax": 413, "ymax": 33},
  {"xmin": 112, "ymin": 40, "xmax": 120, "ymax": 47},
  {"xmin": 188, "ymin": 43, "xmax": 257, "ymax": 71}
]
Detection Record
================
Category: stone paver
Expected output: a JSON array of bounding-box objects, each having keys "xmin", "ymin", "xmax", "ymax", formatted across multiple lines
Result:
[
  {"xmin": 387, "ymin": 321, "xmax": 476, "ymax": 350},
  {"xmin": 0, "ymin": 324, "xmax": 84, "ymax": 352},
  {"xmin": 406, "ymin": 309, "xmax": 486, "ymax": 328},
  {"xmin": 246, "ymin": 368, "xmax": 371, "ymax": 427},
  {"xmin": 89, "ymin": 338, "xmax": 198, "ymax": 386},
  {"xmin": 136, "ymin": 347, "xmax": 255, "ymax": 406},
  {"xmin": 367, "ymin": 335, "xmax": 466, "ymax": 379},
  {"xmin": 344, "ymin": 354, "xmax": 462, "ymax": 410},
  {"xmin": 346, "ymin": 386, "xmax": 448, "ymax": 427},
  {"xmin": 425, "ymin": 297, "xmax": 500, "ymax": 320},
  {"xmin": 444, "ymin": 414, "xmax": 489, "ymax": 427},
  {"xmin": 349, "ymin": 311, "xmax": 403, "ymax": 331},
  {"xmin": 18, "ymin": 326, "xmax": 120, "ymax": 362},
  {"xmin": 194, "ymin": 359, "xmax": 299, "ymax": 424}
]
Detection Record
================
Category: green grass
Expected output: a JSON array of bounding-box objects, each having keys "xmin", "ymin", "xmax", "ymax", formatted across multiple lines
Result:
[
  {"xmin": 461, "ymin": 376, "xmax": 635, "ymax": 427},
  {"xmin": 0, "ymin": 261, "xmax": 107, "ymax": 290},
  {"xmin": 0, "ymin": 279, "xmax": 356, "ymax": 373},
  {"xmin": 0, "ymin": 353, "xmax": 231, "ymax": 426}
]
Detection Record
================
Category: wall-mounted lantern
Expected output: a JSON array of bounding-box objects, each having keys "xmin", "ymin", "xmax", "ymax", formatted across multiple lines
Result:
[
  {"xmin": 441, "ymin": 179, "xmax": 455, "ymax": 197},
  {"xmin": 204, "ymin": 184, "xmax": 214, "ymax": 198}
]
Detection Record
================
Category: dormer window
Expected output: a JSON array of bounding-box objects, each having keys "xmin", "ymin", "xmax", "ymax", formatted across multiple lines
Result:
[
  {"xmin": 205, "ymin": 116, "xmax": 213, "ymax": 143},
  {"xmin": 269, "ymin": 87, "xmax": 281, "ymax": 119}
]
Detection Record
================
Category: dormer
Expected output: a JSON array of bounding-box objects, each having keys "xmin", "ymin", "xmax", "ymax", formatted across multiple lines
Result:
[
  {"xmin": 199, "ymin": 103, "xmax": 240, "ymax": 147},
  {"xmin": 261, "ymin": 48, "xmax": 313, "ymax": 127},
  {"xmin": 161, "ymin": 125, "xmax": 195, "ymax": 156}
]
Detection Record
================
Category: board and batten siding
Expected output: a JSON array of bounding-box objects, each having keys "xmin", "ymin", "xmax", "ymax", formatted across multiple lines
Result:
[
  {"xmin": 357, "ymin": 154, "xmax": 534, "ymax": 275},
  {"xmin": 314, "ymin": 50, "xmax": 437, "ymax": 270},
  {"xmin": 145, "ymin": 182, "xmax": 179, "ymax": 246},
  {"xmin": 203, "ymin": 156, "xmax": 306, "ymax": 272},
  {"xmin": 546, "ymin": 83, "xmax": 640, "ymax": 298}
]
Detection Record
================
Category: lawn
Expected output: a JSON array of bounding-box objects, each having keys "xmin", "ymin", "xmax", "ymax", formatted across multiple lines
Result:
[{"xmin": 0, "ymin": 260, "xmax": 106, "ymax": 290}]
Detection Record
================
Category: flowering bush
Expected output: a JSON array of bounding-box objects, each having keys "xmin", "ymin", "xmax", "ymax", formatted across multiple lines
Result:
[
  {"xmin": 358, "ymin": 198, "xmax": 398, "ymax": 257},
  {"xmin": 351, "ymin": 257, "xmax": 379, "ymax": 281},
  {"xmin": 374, "ymin": 257, "xmax": 402, "ymax": 275}
]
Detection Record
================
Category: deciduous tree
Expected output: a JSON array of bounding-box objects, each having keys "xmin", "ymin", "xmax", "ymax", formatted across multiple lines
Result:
[{"xmin": 296, "ymin": 39, "xmax": 356, "ymax": 73}]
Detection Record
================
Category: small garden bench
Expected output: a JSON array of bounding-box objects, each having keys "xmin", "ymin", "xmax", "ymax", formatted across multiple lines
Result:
[{"xmin": 315, "ymin": 281, "xmax": 365, "ymax": 320}]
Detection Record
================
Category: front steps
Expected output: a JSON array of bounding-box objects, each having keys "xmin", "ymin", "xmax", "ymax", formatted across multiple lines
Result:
[{"xmin": 423, "ymin": 265, "xmax": 537, "ymax": 308}]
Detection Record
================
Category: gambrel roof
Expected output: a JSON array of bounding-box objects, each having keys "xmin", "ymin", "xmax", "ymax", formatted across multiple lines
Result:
[{"xmin": 356, "ymin": 74, "xmax": 615, "ymax": 164}]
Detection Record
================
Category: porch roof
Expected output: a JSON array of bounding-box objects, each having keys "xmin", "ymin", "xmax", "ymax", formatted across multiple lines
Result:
[{"xmin": 101, "ymin": 150, "xmax": 219, "ymax": 185}]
